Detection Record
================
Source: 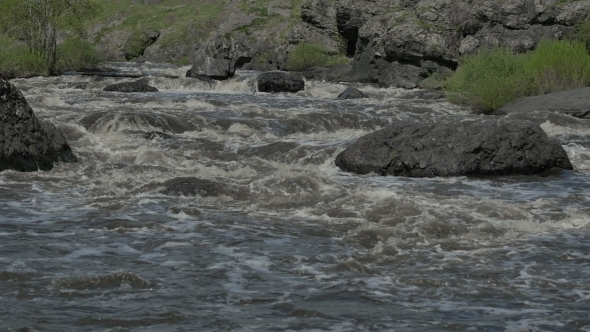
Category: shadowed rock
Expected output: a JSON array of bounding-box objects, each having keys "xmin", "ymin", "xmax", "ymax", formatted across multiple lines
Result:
[
  {"xmin": 186, "ymin": 57, "xmax": 235, "ymax": 80},
  {"xmin": 103, "ymin": 78, "xmax": 158, "ymax": 92},
  {"xmin": 0, "ymin": 77, "xmax": 77, "ymax": 172},
  {"xmin": 143, "ymin": 131, "xmax": 173, "ymax": 140},
  {"xmin": 338, "ymin": 87, "xmax": 367, "ymax": 99},
  {"xmin": 496, "ymin": 88, "xmax": 590, "ymax": 119},
  {"xmin": 335, "ymin": 119, "xmax": 573, "ymax": 177},
  {"xmin": 257, "ymin": 72, "xmax": 305, "ymax": 93}
]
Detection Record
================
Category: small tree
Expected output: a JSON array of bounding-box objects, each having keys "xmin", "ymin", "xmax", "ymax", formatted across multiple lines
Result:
[{"xmin": 0, "ymin": 0, "xmax": 101, "ymax": 74}]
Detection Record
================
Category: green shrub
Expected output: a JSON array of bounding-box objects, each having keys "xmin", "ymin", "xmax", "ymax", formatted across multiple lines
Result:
[
  {"xmin": 55, "ymin": 38, "xmax": 101, "ymax": 73},
  {"xmin": 568, "ymin": 19, "xmax": 590, "ymax": 53},
  {"xmin": 0, "ymin": 34, "xmax": 47, "ymax": 78},
  {"xmin": 524, "ymin": 39, "xmax": 590, "ymax": 95},
  {"xmin": 286, "ymin": 42, "xmax": 348, "ymax": 71},
  {"xmin": 444, "ymin": 46, "xmax": 528, "ymax": 112},
  {"xmin": 444, "ymin": 39, "xmax": 590, "ymax": 113},
  {"xmin": 124, "ymin": 33, "xmax": 148, "ymax": 61}
]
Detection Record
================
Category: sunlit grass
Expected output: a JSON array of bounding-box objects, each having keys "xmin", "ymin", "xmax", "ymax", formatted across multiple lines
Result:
[{"xmin": 444, "ymin": 40, "xmax": 590, "ymax": 113}]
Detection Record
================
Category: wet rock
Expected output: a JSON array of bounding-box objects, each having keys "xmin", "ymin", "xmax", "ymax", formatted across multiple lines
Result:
[
  {"xmin": 300, "ymin": 63, "xmax": 353, "ymax": 82},
  {"xmin": 0, "ymin": 77, "xmax": 77, "ymax": 172},
  {"xmin": 495, "ymin": 88, "xmax": 590, "ymax": 119},
  {"xmin": 257, "ymin": 72, "xmax": 305, "ymax": 93},
  {"xmin": 159, "ymin": 177, "xmax": 250, "ymax": 200},
  {"xmin": 335, "ymin": 119, "xmax": 573, "ymax": 177},
  {"xmin": 337, "ymin": 87, "xmax": 367, "ymax": 99},
  {"xmin": 143, "ymin": 131, "xmax": 173, "ymax": 140},
  {"xmin": 160, "ymin": 177, "xmax": 228, "ymax": 197},
  {"xmin": 186, "ymin": 57, "xmax": 235, "ymax": 80},
  {"xmin": 103, "ymin": 78, "xmax": 158, "ymax": 92}
]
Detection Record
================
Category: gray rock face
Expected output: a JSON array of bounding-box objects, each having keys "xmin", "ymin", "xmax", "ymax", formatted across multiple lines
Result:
[
  {"xmin": 103, "ymin": 78, "xmax": 158, "ymax": 92},
  {"xmin": 90, "ymin": 0, "xmax": 590, "ymax": 88},
  {"xmin": 335, "ymin": 119, "xmax": 573, "ymax": 177},
  {"xmin": 257, "ymin": 72, "xmax": 305, "ymax": 93},
  {"xmin": 186, "ymin": 57, "xmax": 235, "ymax": 80},
  {"xmin": 0, "ymin": 78, "xmax": 77, "ymax": 172},
  {"xmin": 496, "ymin": 88, "xmax": 590, "ymax": 119},
  {"xmin": 337, "ymin": 87, "xmax": 367, "ymax": 99}
]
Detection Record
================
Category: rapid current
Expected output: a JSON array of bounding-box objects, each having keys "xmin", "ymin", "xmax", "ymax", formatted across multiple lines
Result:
[{"xmin": 1, "ymin": 62, "xmax": 590, "ymax": 331}]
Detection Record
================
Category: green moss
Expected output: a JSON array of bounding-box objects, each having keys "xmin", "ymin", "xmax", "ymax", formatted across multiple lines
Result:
[{"xmin": 286, "ymin": 42, "xmax": 349, "ymax": 71}]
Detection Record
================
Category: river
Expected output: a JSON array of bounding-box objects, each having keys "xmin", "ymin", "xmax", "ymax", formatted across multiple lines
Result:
[{"xmin": 1, "ymin": 62, "xmax": 590, "ymax": 331}]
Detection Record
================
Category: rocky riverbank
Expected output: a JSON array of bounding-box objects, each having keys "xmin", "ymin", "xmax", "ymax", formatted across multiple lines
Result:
[{"xmin": 93, "ymin": 0, "xmax": 590, "ymax": 88}]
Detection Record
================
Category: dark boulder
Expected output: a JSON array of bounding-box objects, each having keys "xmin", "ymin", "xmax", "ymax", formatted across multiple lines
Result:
[
  {"xmin": 301, "ymin": 63, "xmax": 353, "ymax": 82},
  {"xmin": 186, "ymin": 57, "xmax": 235, "ymax": 80},
  {"xmin": 496, "ymin": 88, "xmax": 590, "ymax": 119},
  {"xmin": 257, "ymin": 72, "xmax": 305, "ymax": 93},
  {"xmin": 0, "ymin": 78, "xmax": 77, "ymax": 172},
  {"xmin": 335, "ymin": 119, "xmax": 573, "ymax": 177},
  {"xmin": 338, "ymin": 87, "xmax": 367, "ymax": 99},
  {"xmin": 103, "ymin": 78, "xmax": 158, "ymax": 92}
]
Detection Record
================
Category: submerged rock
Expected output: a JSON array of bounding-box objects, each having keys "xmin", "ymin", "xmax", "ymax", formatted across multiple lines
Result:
[
  {"xmin": 257, "ymin": 72, "xmax": 305, "ymax": 93},
  {"xmin": 335, "ymin": 119, "xmax": 573, "ymax": 177},
  {"xmin": 337, "ymin": 87, "xmax": 367, "ymax": 100},
  {"xmin": 103, "ymin": 78, "xmax": 158, "ymax": 92},
  {"xmin": 159, "ymin": 177, "xmax": 250, "ymax": 200},
  {"xmin": 161, "ymin": 177, "xmax": 227, "ymax": 197},
  {"xmin": 143, "ymin": 131, "xmax": 173, "ymax": 140},
  {"xmin": 496, "ymin": 88, "xmax": 590, "ymax": 119},
  {"xmin": 0, "ymin": 77, "xmax": 77, "ymax": 172}
]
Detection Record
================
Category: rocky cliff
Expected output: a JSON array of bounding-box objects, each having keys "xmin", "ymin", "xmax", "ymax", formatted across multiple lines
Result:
[{"xmin": 93, "ymin": 0, "xmax": 590, "ymax": 87}]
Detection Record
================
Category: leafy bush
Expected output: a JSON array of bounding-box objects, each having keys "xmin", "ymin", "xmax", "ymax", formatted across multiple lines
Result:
[
  {"xmin": 567, "ymin": 18, "xmax": 590, "ymax": 53},
  {"xmin": 55, "ymin": 38, "xmax": 102, "ymax": 73},
  {"xmin": 524, "ymin": 39, "xmax": 590, "ymax": 95},
  {"xmin": 0, "ymin": 34, "xmax": 47, "ymax": 78},
  {"xmin": 444, "ymin": 39, "xmax": 590, "ymax": 113},
  {"xmin": 286, "ymin": 42, "xmax": 348, "ymax": 71},
  {"xmin": 444, "ymin": 47, "xmax": 528, "ymax": 112}
]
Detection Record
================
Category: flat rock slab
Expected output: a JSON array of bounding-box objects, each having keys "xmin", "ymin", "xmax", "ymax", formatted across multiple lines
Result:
[
  {"xmin": 257, "ymin": 72, "xmax": 305, "ymax": 93},
  {"xmin": 0, "ymin": 78, "xmax": 77, "ymax": 172},
  {"xmin": 497, "ymin": 88, "xmax": 590, "ymax": 119},
  {"xmin": 335, "ymin": 119, "xmax": 573, "ymax": 177},
  {"xmin": 103, "ymin": 78, "xmax": 158, "ymax": 92}
]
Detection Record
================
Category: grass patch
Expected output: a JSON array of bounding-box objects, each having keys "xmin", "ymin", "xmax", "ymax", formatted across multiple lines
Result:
[
  {"xmin": 93, "ymin": 1, "xmax": 223, "ymax": 45},
  {"xmin": 0, "ymin": 34, "xmax": 46, "ymax": 78},
  {"xmin": 444, "ymin": 39, "xmax": 590, "ymax": 113},
  {"xmin": 286, "ymin": 42, "xmax": 349, "ymax": 71},
  {"xmin": 567, "ymin": 18, "xmax": 590, "ymax": 53},
  {"xmin": 55, "ymin": 38, "xmax": 102, "ymax": 73}
]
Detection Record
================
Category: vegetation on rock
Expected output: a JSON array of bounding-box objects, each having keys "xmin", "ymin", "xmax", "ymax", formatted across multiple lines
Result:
[
  {"xmin": 286, "ymin": 42, "xmax": 348, "ymax": 71},
  {"xmin": 444, "ymin": 40, "xmax": 590, "ymax": 113}
]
